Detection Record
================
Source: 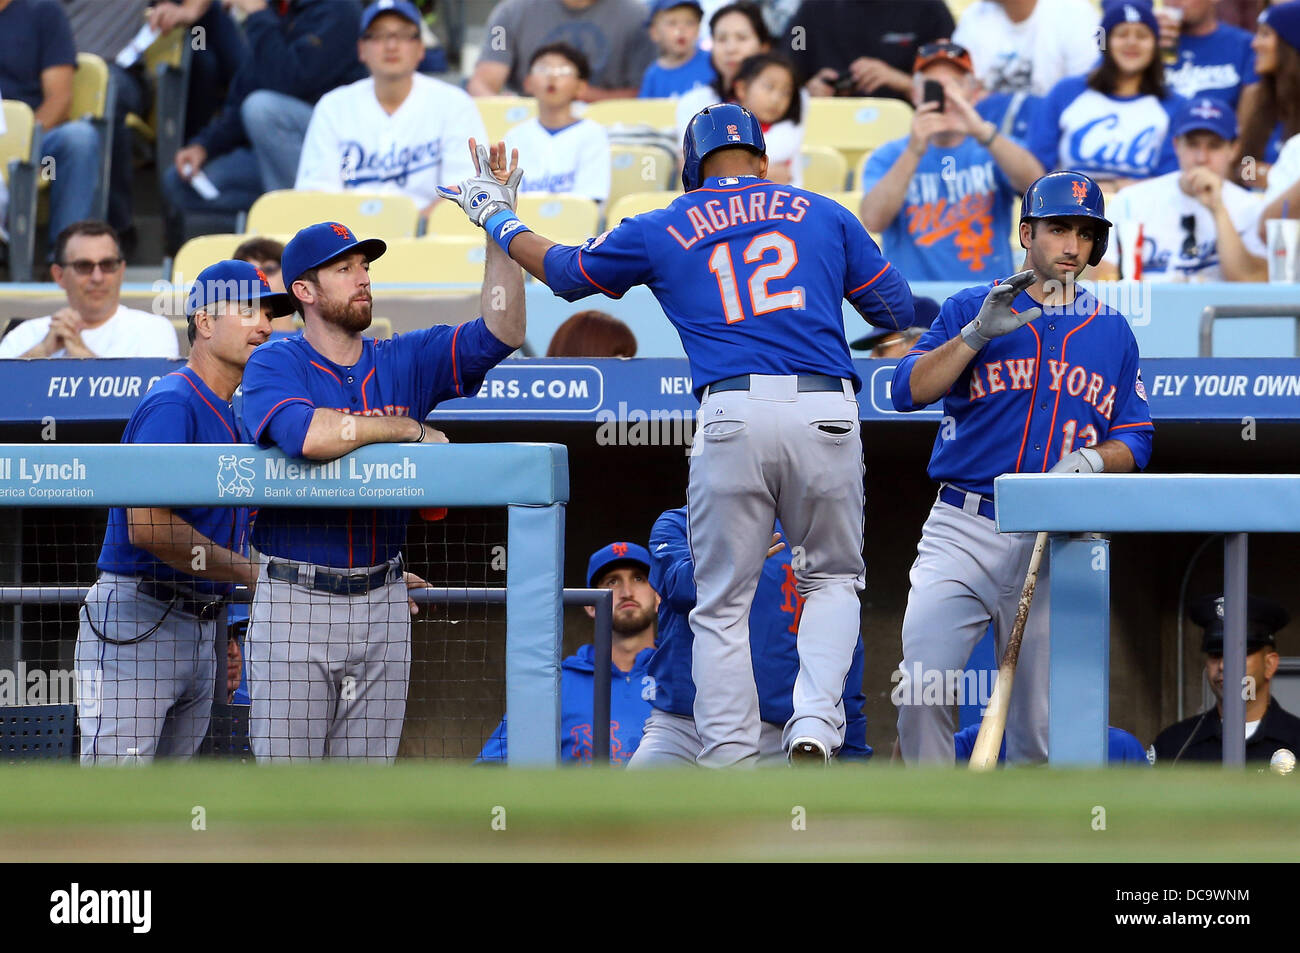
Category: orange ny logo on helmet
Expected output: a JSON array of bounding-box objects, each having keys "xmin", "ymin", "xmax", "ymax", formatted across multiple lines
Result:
[
  {"xmin": 330, "ymin": 223, "xmax": 352, "ymax": 239},
  {"xmin": 726, "ymin": 124, "xmax": 739, "ymax": 135},
  {"xmin": 255, "ymin": 267, "xmax": 268, "ymax": 285},
  {"xmin": 1071, "ymin": 180, "xmax": 1088, "ymax": 203},
  {"xmin": 612, "ymin": 543, "xmax": 629, "ymax": 557}
]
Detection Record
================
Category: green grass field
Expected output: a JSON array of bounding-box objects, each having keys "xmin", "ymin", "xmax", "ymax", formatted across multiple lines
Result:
[{"xmin": 1, "ymin": 764, "xmax": 1296, "ymax": 861}]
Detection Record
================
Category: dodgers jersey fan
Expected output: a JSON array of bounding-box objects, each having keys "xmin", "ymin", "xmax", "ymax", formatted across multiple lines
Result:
[
  {"xmin": 238, "ymin": 323, "xmax": 512, "ymax": 566},
  {"xmin": 891, "ymin": 283, "xmax": 1154, "ymax": 492},
  {"xmin": 540, "ymin": 177, "xmax": 912, "ymax": 394},
  {"xmin": 504, "ymin": 116, "xmax": 611, "ymax": 201},
  {"xmin": 295, "ymin": 73, "xmax": 486, "ymax": 206}
]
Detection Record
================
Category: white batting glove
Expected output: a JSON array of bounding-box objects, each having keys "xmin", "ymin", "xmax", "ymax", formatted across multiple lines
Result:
[
  {"xmin": 436, "ymin": 143, "xmax": 524, "ymax": 228},
  {"xmin": 961, "ymin": 270, "xmax": 1041, "ymax": 350},
  {"xmin": 1050, "ymin": 447, "xmax": 1103, "ymax": 473}
]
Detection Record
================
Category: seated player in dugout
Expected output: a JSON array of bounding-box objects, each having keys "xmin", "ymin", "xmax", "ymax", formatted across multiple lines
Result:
[
  {"xmin": 75, "ymin": 260, "xmax": 291, "ymax": 763},
  {"xmin": 1152, "ymin": 594, "xmax": 1300, "ymax": 764},
  {"xmin": 628, "ymin": 506, "xmax": 870, "ymax": 767},
  {"xmin": 235, "ymin": 191, "xmax": 526, "ymax": 762},
  {"xmin": 479, "ymin": 543, "xmax": 659, "ymax": 764}
]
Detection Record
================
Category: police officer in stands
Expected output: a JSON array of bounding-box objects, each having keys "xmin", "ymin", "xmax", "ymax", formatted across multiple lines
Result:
[{"xmin": 1153, "ymin": 594, "xmax": 1300, "ymax": 764}]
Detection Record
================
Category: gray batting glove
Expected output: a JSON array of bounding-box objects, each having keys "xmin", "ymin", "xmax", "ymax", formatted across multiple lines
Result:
[
  {"xmin": 435, "ymin": 144, "xmax": 524, "ymax": 227},
  {"xmin": 1049, "ymin": 447, "xmax": 1103, "ymax": 473},
  {"xmin": 960, "ymin": 270, "xmax": 1042, "ymax": 350}
]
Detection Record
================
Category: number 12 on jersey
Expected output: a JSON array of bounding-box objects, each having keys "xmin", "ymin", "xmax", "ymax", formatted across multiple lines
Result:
[{"xmin": 707, "ymin": 231, "xmax": 804, "ymax": 324}]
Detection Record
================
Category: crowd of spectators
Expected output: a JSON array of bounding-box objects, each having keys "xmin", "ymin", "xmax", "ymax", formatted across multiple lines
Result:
[{"xmin": 2, "ymin": 0, "xmax": 1298, "ymax": 300}]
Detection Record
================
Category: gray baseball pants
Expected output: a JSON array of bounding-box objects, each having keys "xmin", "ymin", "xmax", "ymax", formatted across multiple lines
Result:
[
  {"xmin": 246, "ymin": 553, "xmax": 410, "ymax": 762},
  {"xmin": 895, "ymin": 489, "xmax": 1051, "ymax": 765},
  {"xmin": 628, "ymin": 708, "xmax": 786, "ymax": 767},
  {"xmin": 687, "ymin": 376, "xmax": 866, "ymax": 767},
  {"xmin": 75, "ymin": 574, "xmax": 218, "ymax": 764}
]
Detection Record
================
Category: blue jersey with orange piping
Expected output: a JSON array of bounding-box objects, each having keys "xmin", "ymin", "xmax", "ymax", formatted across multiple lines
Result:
[
  {"xmin": 237, "ymin": 320, "xmax": 513, "ymax": 566},
  {"xmin": 540, "ymin": 175, "xmax": 914, "ymax": 398},
  {"xmin": 890, "ymin": 281, "xmax": 1154, "ymax": 496},
  {"xmin": 97, "ymin": 366, "xmax": 252, "ymax": 596}
]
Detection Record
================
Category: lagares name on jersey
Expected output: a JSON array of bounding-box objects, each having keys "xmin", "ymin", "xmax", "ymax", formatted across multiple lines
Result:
[{"xmin": 666, "ymin": 190, "xmax": 811, "ymax": 250}]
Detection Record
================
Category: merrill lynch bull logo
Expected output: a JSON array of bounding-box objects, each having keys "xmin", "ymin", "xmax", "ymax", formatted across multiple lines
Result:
[{"xmin": 217, "ymin": 455, "xmax": 255, "ymax": 498}]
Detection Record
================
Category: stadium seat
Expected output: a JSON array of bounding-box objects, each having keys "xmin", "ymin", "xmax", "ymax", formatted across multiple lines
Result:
[
  {"xmin": 821, "ymin": 191, "xmax": 883, "ymax": 245},
  {"xmin": 124, "ymin": 27, "xmax": 186, "ymax": 143},
  {"xmin": 580, "ymin": 98, "xmax": 677, "ymax": 131},
  {"xmin": 609, "ymin": 143, "xmax": 676, "ymax": 209},
  {"xmin": 800, "ymin": 144, "xmax": 849, "ymax": 193},
  {"xmin": 370, "ymin": 316, "xmax": 393, "ymax": 338},
  {"xmin": 605, "ymin": 190, "xmax": 681, "ymax": 227},
  {"xmin": 0, "ymin": 705, "xmax": 75, "ymax": 760},
  {"xmin": 1, "ymin": 100, "xmax": 38, "ymax": 281},
  {"xmin": 245, "ymin": 191, "xmax": 421, "ymax": 240},
  {"xmin": 170, "ymin": 232, "xmax": 247, "ymax": 286},
  {"xmin": 429, "ymin": 194, "xmax": 599, "ymax": 245},
  {"xmin": 804, "ymin": 97, "xmax": 912, "ymax": 171},
  {"xmin": 476, "ymin": 96, "xmax": 537, "ymax": 142},
  {"xmin": 369, "ymin": 236, "xmax": 486, "ymax": 285}
]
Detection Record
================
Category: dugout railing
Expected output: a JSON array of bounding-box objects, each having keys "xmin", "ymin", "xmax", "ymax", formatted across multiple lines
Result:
[
  {"xmin": 0, "ymin": 443, "xmax": 571, "ymax": 765},
  {"xmin": 995, "ymin": 473, "xmax": 1300, "ymax": 766}
]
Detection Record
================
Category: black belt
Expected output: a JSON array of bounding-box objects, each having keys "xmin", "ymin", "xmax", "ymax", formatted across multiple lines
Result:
[
  {"xmin": 267, "ymin": 558, "xmax": 401, "ymax": 595},
  {"xmin": 137, "ymin": 580, "xmax": 228, "ymax": 620},
  {"xmin": 939, "ymin": 485, "xmax": 997, "ymax": 521},
  {"xmin": 705, "ymin": 373, "xmax": 845, "ymax": 395}
]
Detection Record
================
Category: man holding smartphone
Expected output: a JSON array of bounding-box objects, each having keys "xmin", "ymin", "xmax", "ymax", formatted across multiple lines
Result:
[{"xmin": 859, "ymin": 40, "xmax": 1044, "ymax": 282}]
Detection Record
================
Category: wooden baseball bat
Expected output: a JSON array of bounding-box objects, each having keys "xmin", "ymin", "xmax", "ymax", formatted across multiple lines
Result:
[{"xmin": 969, "ymin": 531, "xmax": 1048, "ymax": 771}]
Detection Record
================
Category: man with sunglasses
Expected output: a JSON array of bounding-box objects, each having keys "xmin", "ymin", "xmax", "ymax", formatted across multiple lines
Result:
[
  {"xmin": 295, "ymin": 0, "xmax": 485, "ymax": 223},
  {"xmin": 1095, "ymin": 95, "xmax": 1267, "ymax": 281},
  {"xmin": 0, "ymin": 221, "xmax": 179, "ymax": 359},
  {"xmin": 860, "ymin": 41, "xmax": 1044, "ymax": 283}
]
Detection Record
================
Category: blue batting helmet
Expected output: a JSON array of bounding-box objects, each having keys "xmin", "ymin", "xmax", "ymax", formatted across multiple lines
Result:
[
  {"xmin": 681, "ymin": 103, "xmax": 766, "ymax": 192},
  {"xmin": 1018, "ymin": 171, "xmax": 1112, "ymax": 266}
]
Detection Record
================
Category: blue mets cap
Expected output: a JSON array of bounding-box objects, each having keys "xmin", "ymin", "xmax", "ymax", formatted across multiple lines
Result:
[
  {"xmin": 361, "ymin": 0, "xmax": 422, "ymax": 33},
  {"xmin": 1172, "ymin": 96, "xmax": 1238, "ymax": 141},
  {"xmin": 185, "ymin": 259, "xmax": 294, "ymax": 318},
  {"xmin": 587, "ymin": 542, "xmax": 652, "ymax": 587},
  {"xmin": 281, "ymin": 222, "xmax": 387, "ymax": 290}
]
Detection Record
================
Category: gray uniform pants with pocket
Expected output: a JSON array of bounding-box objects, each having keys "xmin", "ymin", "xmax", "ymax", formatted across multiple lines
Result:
[
  {"xmin": 687, "ymin": 376, "xmax": 866, "ymax": 767},
  {"xmin": 895, "ymin": 492, "xmax": 1051, "ymax": 765},
  {"xmin": 628, "ymin": 708, "xmax": 787, "ymax": 767},
  {"xmin": 75, "ymin": 574, "xmax": 218, "ymax": 764}
]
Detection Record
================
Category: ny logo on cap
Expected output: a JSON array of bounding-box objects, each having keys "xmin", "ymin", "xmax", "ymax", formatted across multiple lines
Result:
[
  {"xmin": 727, "ymin": 124, "xmax": 739, "ymax": 135},
  {"xmin": 1072, "ymin": 180, "xmax": 1088, "ymax": 203},
  {"xmin": 255, "ymin": 267, "xmax": 268, "ymax": 285},
  {"xmin": 330, "ymin": 223, "xmax": 352, "ymax": 239},
  {"xmin": 612, "ymin": 543, "xmax": 629, "ymax": 557}
]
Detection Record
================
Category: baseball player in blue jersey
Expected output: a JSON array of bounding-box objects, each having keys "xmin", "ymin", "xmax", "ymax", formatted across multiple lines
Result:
[
  {"xmin": 76, "ymin": 260, "xmax": 291, "ymax": 763},
  {"xmin": 629, "ymin": 507, "xmax": 871, "ymax": 767},
  {"xmin": 236, "ymin": 157, "xmax": 525, "ymax": 761},
  {"xmin": 479, "ymin": 542, "xmax": 660, "ymax": 764},
  {"xmin": 439, "ymin": 111, "xmax": 913, "ymax": 766},
  {"xmin": 890, "ymin": 171, "xmax": 1154, "ymax": 765}
]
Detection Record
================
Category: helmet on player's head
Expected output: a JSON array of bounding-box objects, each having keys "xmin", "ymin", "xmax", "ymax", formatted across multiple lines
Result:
[
  {"xmin": 681, "ymin": 103, "xmax": 766, "ymax": 192},
  {"xmin": 1018, "ymin": 171, "xmax": 1112, "ymax": 266}
]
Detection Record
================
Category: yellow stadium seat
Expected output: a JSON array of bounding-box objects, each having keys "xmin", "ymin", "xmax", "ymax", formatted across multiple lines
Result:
[
  {"xmin": 822, "ymin": 191, "xmax": 883, "ymax": 244},
  {"xmin": 476, "ymin": 96, "xmax": 537, "ymax": 142},
  {"xmin": 369, "ymin": 317, "xmax": 393, "ymax": 339},
  {"xmin": 799, "ymin": 145, "xmax": 849, "ymax": 193},
  {"xmin": 606, "ymin": 191, "xmax": 681, "ymax": 226},
  {"xmin": 580, "ymin": 98, "xmax": 677, "ymax": 131},
  {"xmin": 0, "ymin": 100, "xmax": 35, "ymax": 186},
  {"xmin": 369, "ymin": 237, "xmax": 486, "ymax": 285},
  {"xmin": 246, "ymin": 191, "xmax": 420, "ymax": 239},
  {"xmin": 170, "ymin": 233, "xmax": 245, "ymax": 287},
  {"xmin": 804, "ymin": 97, "xmax": 912, "ymax": 171},
  {"xmin": 429, "ymin": 194, "xmax": 600, "ymax": 244},
  {"xmin": 71, "ymin": 52, "xmax": 111, "ymax": 122},
  {"xmin": 609, "ymin": 144, "xmax": 675, "ymax": 209}
]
